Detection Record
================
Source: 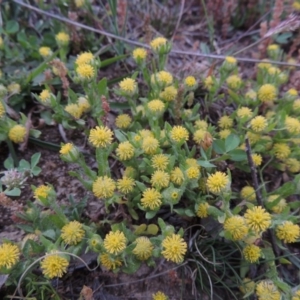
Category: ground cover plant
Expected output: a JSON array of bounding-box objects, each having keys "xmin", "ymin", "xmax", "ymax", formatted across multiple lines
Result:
[{"xmin": 1, "ymin": 0, "xmax": 300, "ymax": 299}]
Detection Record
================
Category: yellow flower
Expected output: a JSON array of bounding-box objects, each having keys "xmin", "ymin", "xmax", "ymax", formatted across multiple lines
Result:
[
  {"xmin": 88, "ymin": 234, "xmax": 102, "ymax": 251},
  {"xmin": 139, "ymin": 129, "xmax": 154, "ymax": 139},
  {"xmin": 243, "ymin": 244, "xmax": 261, "ymax": 263},
  {"xmin": 39, "ymin": 46, "xmax": 52, "ymax": 58},
  {"xmin": 151, "ymin": 154, "xmax": 169, "ymax": 170},
  {"xmin": 61, "ymin": 221, "xmax": 85, "ymax": 245},
  {"xmin": 92, "ymin": 176, "xmax": 116, "ymax": 199},
  {"xmin": 41, "ymin": 253, "xmax": 69, "ymax": 278},
  {"xmin": 276, "ymin": 221, "xmax": 300, "ymax": 243},
  {"xmin": 196, "ymin": 202, "xmax": 209, "ymax": 218},
  {"xmin": 170, "ymin": 167, "xmax": 184, "ymax": 185},
  {"xmin": 141, "ymin": 188, "xmax": 162, "ymax": 210},
  {"xmin": 226, "ymin": 56, "xmax": 236, "ymax": 63},
  {"xmin": 60, "ymin": 143, "xmax": 79, "ymax": 162},
  {"xmin": 115, "ymin": 114, "xmax": 132, "ymax": 129},
  {"xmin": 39, "ymin": 89, "xmax": 51, "ymax": 104},
  {"xmin": 250, "ymin": 116, "xmax": 267, "ymax": 132},
  {"xmin": 7, "ymin": 82, "xmax": 21, "ymax": 94},
  {"xmin": 170, "ymin": 126, "xmax": 189, "ymax": 142},
  {"xmin": 161, "ymin": 234, "xmax": 187, "ymax": 263},
  {"xmin": 152, "ymin": 291, "xmax": 169, "ymax": 300},
  {"xmin": 285, "ymin": 116, "xmax": 300, "ymax": 134},
  {"xmin": 100, "ymin": 253, "xmax": 122, "ymax": 270},
  {"xmin": 252, "ymin": 153, "xmax": 262, "ymax": 167},
  {"xmin": 241, "ymin": 186, "xmax": 256, "ymax": 201},
  {"xmin": 116, "ymin": 141, "xmax": 135, "ymax": 161},
  {"xmin": 239, "ymin": 278, "xmax": 255, "ymax": 295},
  {"xmin": 245, "ymin": 89, "xmax": 257, "ymax": 101},
  {"xmin": 218, "ymin": 116, "xmax": 233, "ymax": 129},
  {"xmin": 184, "ymin": 76, "xmax": 197, "ymax": 88},
  {"xmin": 272, "ymin": 143, "xmax": 291, "ymax": 160},
  {"xmin": 142, "ymin": 136, "xmax": 160, "ymax": 155},
  {"xmin": 285, "ymin": 158, "xmax": 300, "ymax": 173},
  {"xmin": 75, "ymin": 52, "xmax": 94, "ymax": 65},
  {"xmin": 65, "ymin": 103, "xmax": 83, "ymax": 119},
  {"xmin": 160, "ymin": 86, "xmax": 177, "ymax": 102},
  {"xmin": 133, "ymin": 237, "xmax": 153, "ymax": 260},
  {"xmin": 147, "ymin": 99, "xmax": 165, "ymax": 113},
  {"xmin": 89, "ymin": 126, "xmax": 113, "ymax": 148},
  {"xmin": 0, "ymin": 102, "xmax": 5, "ymax": 118},
  {"xmin": 222, "ymin": 56, "xmax": 237, "ymax": 71},
  {"xmin": 194, "ymin": 120, "xmax": 208, "ymax": 130},
  {"xmin": 268, "ymin": 44, "xmax": 279, "ymax": 51},
  {"xmin": 287, "ymin": 88, "xmax": 298, "ymax": 97},
  {"xmin": 0, "ymin": 243, "xmax": 20, "ymax": 269},
  {"xmin": 257, "ymin": 59, "xmax": 272, "ymax": 70},
  {"xmin": 206, "ymin": 171, "xmax": 229, "ymax": 194},
  {"xmin": 257, "ymin": 84, "xmax": 277, "ymax": 102},
  {"xmin": 132, "ymin": 48, "xmax": 147, "ymax": 61},
  {"xmin": 219, "ymin": 129, "xmax": 231, "ymax": 139},
  {"xmin": 8, "ymin": 125, "xmax": 26, "ymax": 143},
  {"xmin": 256, "ymin": 280, "xmax": 281, "ymax": 300},
  {"xmin": 292, "ymin": 290, "xmax": 300, "ymax": 300},
  {"xmin": 155, "ymin": 71, "xmax": 173, "ymax": 86},
  {"xmin": 226, "ymin": 74, "xmax": 242, "ymax": 90},
  {"xmin": 186, "ymin": 166, "xmax": 200, "ymax": 179},
  {"xmin": 224, "ymin": 216, "xmax": 248, "ymax": 240},
  {"xmin": 237, "ymin": 107, "xmax": 253, "ymax": 119},
  {"xmin": 75, "ymin": 0, "xmax": 85, "ymax": 8},
  {"xmin": 293, "ymin": 99, "xmax": 300, "ymax": 111},
  {"xmin": 193, "ymin": 129, "xmax": 207, "ymax": 145},
  {"xmin": 293, "ymin": 1, "xmax": 300, "ymax": 10},
  {"xmin": 268, "ymin": 67, "xmax": 280, "ymax": 76},
  {"xmin": 117, "ymin": 176, "xmax": 135, "ymax": 194},
  {"xmin": 186, "ymin": 158, "xmax": 198, "ymax": 168},
  {"xmin": 244, "ymin": 206, "xmax": 271, "ymax": 233},
  {"xmin": 150, "ymin": 37, "xmax": 168, "ymax": 51},
  {"xmin": 76, "ymin": 64, "xmax": 95, "ymax": 80},
  {"xmin": 267, "ymin": 195, "xmax": 286, "ymax": 214},
  {"xmin": 55, "ymin": 32, "xmax": 70, "ymax": 46},
  {"xmin": 104, "ymin": 230, "xmax": 127, "ymax": 254},
  {"xmin": 34, "ymin": 184, "xmax": 52, "ymax": 200},
  {"xmin": 151, "ymin": 170, "xmax": 170, "ymax": 188},
  {"xmin": 119, "ymin": 78, "xmax": 137, "ymax": 95},
  {"xmin": 77, "ymin": 96, "xmax": 90, "ymax": 113},
  {"xmin": 204, "ymin": 76, "xmax": 214, "ymax": 90}
]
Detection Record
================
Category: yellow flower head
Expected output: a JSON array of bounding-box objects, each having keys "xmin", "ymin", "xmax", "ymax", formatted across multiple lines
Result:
[
  {"xmin": 204, "ymin": 76, "xmax": 214, "ymax": 90},
  {"xmin": 0, "ymin": 102, "xmax": 5, "ymax": 118},
  {"xmin": 243, "ymin": 244, "xmax": 261, "ymax": 263},
  {"xmin": 65, "ymin": 103, "xmax": 83, "ymax": 119},
  {"xmin": 39, "ymin": 89, "xmax": 51, "ymax": 104},
  {"xmin": 161, "ymin": 234, "xmax": 187, "ymax": 264},
  {"xmin": 77, "ymin": 96, "xmax": 90, "ymax": 113},
  {"xmin": 141, "ymin": 188, "xmax": 162, "ymax": 210},
  {"xmin": 268, "ymin": 44, "xmax": 279, "ymax": 51},
  {"xmin": 219, "ymin": 129, "xmax": 231, "ymax": 139},
  {"xmin": 170, "ymin": 126, "xmax": 189, "ymax": 143},
  {"xmin": 61, "ymin": 221, "xmax": 85, "ymax": 245},
  {"xmin": 92, "ymin": 176, "xmax": 116, "ymax": 199},
  {"xmin": 117, "ymin": 176, "xmax": 135, "ymax": 194},
  {"xmin": 276, "ymin": 221, "xmax": 300, "ymax": 243},
  {"xmin": 151, "ymin": 170, "xmax": 170, "ymax": 188},
  {"xmin": 119, "ymin": 78, "xmax": 137, "ymax": 95},
  {"xmin": 8, "ymin": 125, "xmax": 26, "ymax": 143},
  {"xmin": 244, "ymin": 206, "xmax": 271, "ymax": 233},
  {"xmin": 100, "ymin": 253, "xmax": 122, "ymax": 270},
  {"xmin": 293, "ymin": 1, "xmax": 300, "ymax": 10},
  {"xmin": 186, "ymin": 166, "xmax": 200, "ymax": 179},
  {"xmin": 124, "ymin": 166, "xmax": 137, "ymax": 178},
  {"xmin": 55, "ymin": 32, "xmax": 70, "ymax": 46},
  {"xmin": 285, "ymin": 158, "xmax": 300, "ymax": 173},
  {"xmin": 287, "ymin": 88, "xmax": 298, "ymax": 97},
  {"xmin": 7, "ymin": 82, "xmax": 21, "ymax": 94},
  {"xmin": 116, "ymin": 141, "xmax": 135, "ymax": 160},
  {"xmin": 250, "ymin": 116, "xmax": 267, "ymax": 132},
  {"xmin": 293, "ymin": 99, "xmax": 300, "ymax": 111},
  {"xmin": 152, "ymin": 291, "xmax": 169, "ymax": 300},
  {"xmin": 76, "ymin": 64, "xmax": 95, "ymax": 80},
  {"xmin": 132, "ymin": 48, "xmax": 147, "ymax": 61},
  {"xmin": 147, "ymin": 99, "xmax": 165, "ymax": 113},
  {"xmin": 239, "ymin": 278, "xmax": 255, "ymax": 295},
  {"xmin": 237, "ymin": 107, "xmax": 253, "ymax": 119},
  {"xmin": 184, "ymin": 76, "xmax": 197, "ymax": 88},
  {"xmin": 133, "ymin": 237, "xmax": 153, "ymax": 260},
  {"xmin": 104, "ymin": 230, "xmax": 127, "ymax": 255},
  {"xmin": 245, "ymin": 89, "xmax": 257, "ymax": 101},
  {"xmin": 256, "ymin": 280, "xmax": 281, "ymax": 300},
  {"xmin": 222, "ymin": 56, "xmax": 237, "ymax": 71},
  {"xmin": 142, "ymin": 136, "xmax": 159, "ymax": 155},
  {"xmin": 292, "ymin": 290, "xmax": 300, "ymax": 300},
  {"xmin": 206, "ymin": 171, "xmax": 229, "ymax": 194},
  {"xmin": 257, "ymin": 84, "xmax": 277, "ymax": 103},
  {"xmin": 160, "ymin": 86, "xmax": 178, "ymax": 102},
  {"xmin": 75, "ymin": 52, "xmax": 94, "ymax": 65},
  {"xmin": 185, "ymin": 158, "xmax": 198, "ymax": 168},
  {"xmin": 241, "ymin": 186, "xmax": 256, "ymax": 201},
  {"xmin": 151, "ymin": 154, "xmax": 169, "ymax": 170},
  {"xmin": 89, "ymin": 126, "xmax": 113, "ymax": 148},
  {"xmin": 272, "ymin": 143, "xmax": 291, "ymax": 160},
  {"xmin": 218, "ymin": 115, "xmax": 233, "ymax": 129},
  {"xmin": 224, "ymin": 216, "xmax": 248, "ymax": 240},
  {"xmin": 0, "ymin": 243, "xmax": 20, "ymax": 269},
  {"xmin": 193, "ymin": 129, "xmax": 207, "ymax": 145},
  {"xmin": 115, "ymin": 114, "xmax": 132, "ymax": 129},
  {"xmin": 268, "ymin": 67, "xmax": 280, "ymax": 76},
  {"xmin": 75, "ymin": 0, "xmax": 85, "ymax": 8},
  {"xmin": 267, "ymin": 195, "xmax": 286, "ymax": 214},
  {"xmin": 156, "ymin": 71, "xmax": 173, "ymax": 86},
  {"xmin": 196, "ymin": 202, "xmax": 209, "ymax": 218},
  {"xmin": 34, "ymin": 184, "xmax": 52, "ymax": 201},
  {"xmin": 150, "ymin": 37, "xmax": 168, "ymax": 51},
  {"xmin": 252, "ymin": 153, "xmax": 262, "ymax": 167},
  {"xmin": 194, "ymin": 120, "xmax": 208, "ymax": 130},
  {"xmin": 59, "ymin": 143, "xmax": 79, "ymax": 162},
  {"xmin": 285, "ymin": 116, "xmax": 300, "ymax": 134},
  {"xmin": 41, "ymin": 253, "xmax": 69, "ymax": 278},
  {"xmin": 170, "ymin": 167, "xmax": 184, "ymax": 185},
  {"xmin": 39, "ymin": 46, "xmax": 52, "ymax": 58},
  {"xmin": 226, "ymin": 74, "xmax": 242, "ymax": 90}
]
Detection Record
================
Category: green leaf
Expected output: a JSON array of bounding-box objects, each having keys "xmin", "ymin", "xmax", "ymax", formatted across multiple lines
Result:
[
  {"xmin": 18, "ymin": 159, "xmax": 31, "ymax": 171},
  {"xmin": 213, "ymin": 139, "xmax": 226, "ymax": 154},
  {"xmin": 289, "ymin": 201, "xmax": 300, "ymax": 209},
  {"xmin": 42, "ymin": 229, "xmax": 56, "ymax": 240},
  {"xmin": 197, "ymin": 160, "xmax": 216, "ymax": 168},
  {"xmin": 5, "ymin": 188, "xmax": 21, "ymax": 197},
  {"xmin": 128, "ymin": 207, "xmax": 139, "ymax": 220},
  {"xmin": 31, "ymin": 153, "xmax": 41, "ymax": 168},
  {"xmin": 5, "ymin": 20, "xmax": 19, "ymax": 34},
  {"xmin": 158, "ymin": 218, "xmax": 166, "ymax": 231},
  {"xmin": 114, "ymin": 129, "xmax": 127, "ymax": 142},
  {"xmin": 134, "ymin": 224, "xmax": 147, "ymax": 235},
  {"xmin": 135, "ymin": 181, "xmax": 146, "ymax": 192},
  {"xmin": 146, "ymin": 224, "xmax": 159, "ymax": 235},
  {"xmin": 229, "ymin": 149, "xmax": 247, "ymax": 161},
  {"xmin": 100, "ymin": 54, "xmax": 127, "ymax": 68},
  {"xmin": 4, "ymin": 157, "xmax": 14, "ymax": 170},
  {"xmin": 225, "ymin": 134, "xmax": 240, "ymax": 152},
  {"xmin": 97, "ymin": 77, "xmax": 108, "ymax": 96},
  {"xmin": 146, "ymin": 210, "xmax": 157, "ymax": 219}
]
